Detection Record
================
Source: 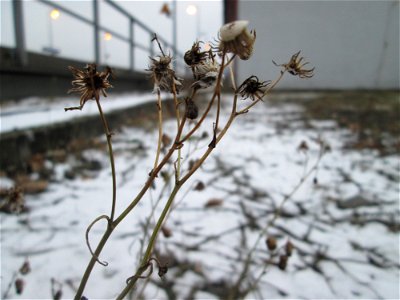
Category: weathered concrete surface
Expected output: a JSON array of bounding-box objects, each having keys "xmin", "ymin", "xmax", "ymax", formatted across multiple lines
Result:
[
  {"xmin": 0, "ymin": 47, "xmax": 152, "ymax": 101},
  {"xmin": 0, "ymin": 98, "xmax": 178, "ymax": 175}
]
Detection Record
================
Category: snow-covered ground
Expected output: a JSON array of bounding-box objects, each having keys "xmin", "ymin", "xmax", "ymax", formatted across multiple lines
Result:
[
  {"xmin": 0, "ymin": 92, "xmax": 169, "ymax": 134},
  {"xmin": 1, "ymin": 93, "xmax": 399, "ymax": 299}
]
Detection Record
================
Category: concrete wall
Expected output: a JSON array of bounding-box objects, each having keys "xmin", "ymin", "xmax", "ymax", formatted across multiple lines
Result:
[{"xmin": 237, "ymin": 0, "xmax": 399, "ymax": 89}]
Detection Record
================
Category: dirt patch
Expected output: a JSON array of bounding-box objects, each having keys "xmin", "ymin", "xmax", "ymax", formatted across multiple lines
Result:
[{"xmin": 280, "ymin": 91, "xmax": 400, "ymax": 155}]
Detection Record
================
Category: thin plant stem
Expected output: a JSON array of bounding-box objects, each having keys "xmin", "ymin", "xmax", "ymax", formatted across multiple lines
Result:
[
  {"xmin": 232, "ymin": 148, "xmax": 325, "ymax": 297},
  {"xmin": 74, "ymin": 111, "xmax": 187, "ymax": 300},
  {"xmin": 153, "ymin": 90, "xmax": 163, "ymax": 172},
  {"xmin": 171, "ymin": 83, "xmax": 182, "ymax": 182},
  {"xmin": 95, "ymin": 98, "xmax": 117, "ymax": 222},
  {"xmin": 116, "ymin": 184, "xmax": 182, "ymax": 300}
]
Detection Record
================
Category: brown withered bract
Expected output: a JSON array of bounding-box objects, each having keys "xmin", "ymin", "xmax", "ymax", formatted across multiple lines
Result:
[
  {"xmin": 204, "ymin": 198, "xmax": 223, "ymax": 208},
  {"xmin": 185, "ymin": 98, "xmax": 199, "ymax": 119},
  {"xmin": 286, "ymin": 240, "xmax": 294, "ymax": 256},
  {"xmin": 194, "ymin": 181, "xmax": 205, "ymax": 191},
  {"xmin": 297, "ymin": 140, "xmax": 309, "ymax": 153},
  {"xmin": 67, "ymin": 64, "xmax": 113, "ymax": 109},
  {"xmin": 278, "ymin": 255, "xmax": 288, "ymax": 271},
  {"xmin": 236, "ymin": 75, "xmax": 270, "ymax": 101},
  {"xmin": 161, "ymin": 225, "xmax": 172, "ymax": 238},
  {"xmin": 273, "ymin": 51, "xmax": 314, "ymax": 78},
  {"xmin": 15, "ymin": 278, "xmax": 24, "ymax": 295},
  {"xmin": 266, "ymin": 236, "xmax": 277, "ymax": 251},
  {"xmin": 19, "ymin": 260, "xmax": 31, "ymax": 275},
  {"xmin": 158, "ymin": 265, "xmax": 168, "ymax": 277}
]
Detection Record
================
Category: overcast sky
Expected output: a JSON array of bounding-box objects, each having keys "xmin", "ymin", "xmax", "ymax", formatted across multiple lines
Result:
[{"xmin": 0, "ymin": 0, "xmax": 223, "ymax": 71}]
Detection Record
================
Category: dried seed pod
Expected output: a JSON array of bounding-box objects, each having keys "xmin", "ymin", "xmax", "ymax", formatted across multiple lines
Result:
[
  {"xmin": 15, "ymin": 278, "xmax": 24, "ymax": 295},
  {"xmin": 185, "ymin": 98, "xmax": 199, "ymax": 120},
  {"xmin": 204, "ymin": 198, "xmax": 223, "ymax": 208},
  {"xmin": 161, "ymin": 225, "xmax": 172, "ymax": 238},
  {"xmin": 194, "ymin": 181, "xmax": 205, "ymax": 191},
  {"xmin": 219, "ymin": 20, "xmax": 256, "ymax": 60},
  {"xmin": 158, "ymin": 265, "xmax": 168, "ymax": 277},
  {"xmin": 53, "ymin": 290, "xmax": 62, "ymax": 300},
  {"xmin": 266, "ymin": 236, "xmax": 277, "ymax": 251},
  {"xmin": 286, "ymin": 240, "xmax": 294, "ymax": 257},
  {"xmin": 297, "ymin": 140, "xmax": 309, "ymax": 153},
  {"xmin": 161, "ymin": 134, "xmax": 172, "ymax": 148},
  {"xmin": 19, "ymin": 260, "xmax": 31, "ymax": 275},
  {"xmin": 278, "ymin": 255, "xmax": 288, "ymax": 271}
]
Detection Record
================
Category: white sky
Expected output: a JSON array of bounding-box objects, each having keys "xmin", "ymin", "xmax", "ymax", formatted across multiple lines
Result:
[{"xmin": 0, "ymin": 0, "xmax": 223, "ymax": 71}]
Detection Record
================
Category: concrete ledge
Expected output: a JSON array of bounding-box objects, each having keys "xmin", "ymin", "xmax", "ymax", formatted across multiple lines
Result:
[{"xmin": 0, "ymin": 47, "xmax": 152, "ymax": 101}]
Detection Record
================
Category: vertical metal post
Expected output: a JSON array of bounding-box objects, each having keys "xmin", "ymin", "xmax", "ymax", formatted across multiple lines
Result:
[
  {"xmin": 149, "ymin": 34, "xmax": 154, "ymax": 57},
  {"xmin": 93, "ymin": 0, "xmax": 100, "ymax": 64},
  {"xmin": 172, "ymin": 0, "xmax": 177, "ymax": 69},
  {"xmin": 129, "ymin": 18, "xmax": 134, "ymax": 71},
  {"xmin": 12, "ymin": 0, "xmax": 27, "ymax": 66}
]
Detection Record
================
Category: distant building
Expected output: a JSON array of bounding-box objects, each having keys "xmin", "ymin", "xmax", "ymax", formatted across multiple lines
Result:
[{"xmin": 225, "ymin": 0, "xmax": 399, "ymax": 90}]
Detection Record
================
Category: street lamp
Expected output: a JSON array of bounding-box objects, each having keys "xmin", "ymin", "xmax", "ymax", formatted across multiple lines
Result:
[
  {"xmin": 43, "ymin": 8, "xmax": 60, "ymax": 56},
  {"xmin": 103, "ymin": 32, "xmax": 112, "ymax": 64},
  {"xmin": 50, "ymin": 9, "xmax": 60, "ymax": 20},
  {"xmin": 186, "ymin": 4, "xmax": 200, "ymax": 39}
]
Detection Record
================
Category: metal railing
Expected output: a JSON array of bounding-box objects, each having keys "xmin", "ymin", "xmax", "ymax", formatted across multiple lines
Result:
[{"xmin": 12, "ymin": 0, "xmax": 185, "ymax": 72}]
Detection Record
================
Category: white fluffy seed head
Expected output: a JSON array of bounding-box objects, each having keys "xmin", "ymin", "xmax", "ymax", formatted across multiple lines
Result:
[{"xmin": 219, "ymin": 20, "xmax": 250, "ymax": 42}]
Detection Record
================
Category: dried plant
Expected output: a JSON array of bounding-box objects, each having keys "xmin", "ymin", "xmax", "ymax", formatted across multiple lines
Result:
[{"xmin": 65, "ymin": 20, "xmax": 315, "ymax": 299}]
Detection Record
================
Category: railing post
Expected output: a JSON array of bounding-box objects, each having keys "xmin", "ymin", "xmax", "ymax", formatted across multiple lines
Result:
[
  {"xmin": 149, "ymin": 34, "xmax": 154, "ymax": 57},
  {"xmin": 93, "ymin": 0, "xmax": 100, "ymax": 64},
  {"xmin": 129, "ymin": 18, "xmax": 134, "ymax": 71},
  {"xmin": 12, "ymin": 0, "xmax": 27, "ymax": 66}
]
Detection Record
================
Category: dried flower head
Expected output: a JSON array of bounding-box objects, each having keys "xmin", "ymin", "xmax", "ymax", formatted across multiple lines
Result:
[
  {"xmin": 148, "ymin": 55, "xmax": 183, "ymax": 94},
  {"xmin": 191, "ymin": 59, "xmax": 220, "ymax": 90},
  {"xmin": 273, "ymin": 51, "xmax": 315, "ymax": 78},
  {"xmin": 184, "ymin": 41, "xmax": 210, "ymax": 67},
  {"xmin": 219, "ymin": 20, "xmax": 256, "ymax": 60},
  {"xmin": 236, "ymin": 75, "xmax": 270, "ymax": 101},
  {"xmin": 68, "ymin": 64, "xmax": 113, "ymax": 109},
  {"xmin": 148, "ymin": 34, "xmax": 183, "ymax": 94}
]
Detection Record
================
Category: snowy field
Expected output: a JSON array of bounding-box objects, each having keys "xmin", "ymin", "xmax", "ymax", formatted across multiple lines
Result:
[{"xmin": 1, "ymin": 93, "xmax": 399, "ymax": 299}]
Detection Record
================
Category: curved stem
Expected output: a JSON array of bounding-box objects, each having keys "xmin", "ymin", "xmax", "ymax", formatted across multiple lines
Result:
[
  {"xmin": 74, "ymin": 226, "xmax": 113, "ymax": 300},
  {"xmin": 75, "ymin": 107, "xmax": 187, "ymax": 299}
]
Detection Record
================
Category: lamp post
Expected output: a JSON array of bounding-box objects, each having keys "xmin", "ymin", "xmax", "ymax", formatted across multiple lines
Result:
[
  {"xmin": 186, "ymin": 4, "xmax": 200, "ymax": 39},
  {"xmin": 103, "ymin": 32, "xmax": 112, "ymax": 64},
  {"xmin": 43, "ymin": 8, "xmax": 60, "ymax": 56}
]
